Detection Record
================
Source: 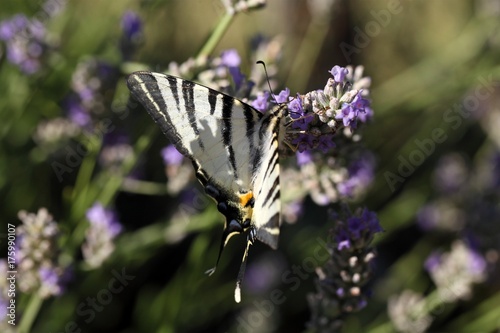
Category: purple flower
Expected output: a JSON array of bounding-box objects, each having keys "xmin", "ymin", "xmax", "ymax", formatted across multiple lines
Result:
[
  {"xmin": 336, "ymin": 230, "xmax": 351, "ymax": 251},
  {"xmin": 468, "ymin": 247, "xmax": 488, "ymax": 275},
  {"xmin": 357, "ymin": 106, "xmax": 373, "ymax": 123},
  {"xmin": 221, "ymin": 49, "xmax": 241, "ymax": 67},
  {"xmin": 333, "ymin": 207, "xmax": 382, "ymax": 250},
  {"xmin": 289, "ymin": 94, "xmax": 303, "ymax": 113},
  {"xmin": 273, "ymin": 88, "xmax": 290, "ymax": 104},
  {"xmin": 317, "ymin": 134, "xmax": 335, "ymax": 153},
  {"xmin": 229, "ymin": 67, "xmax": 245, "ymax": 90},
  {"xmin": 308, "ymin": 206, "xmax": 380, "ymax": 328},
  {"xmin": 432, "ymin": 154, "xmax": 469, "ymax": 194},
  {"xmin": 291, "ymin": 133, "xmax": 315, "ymax": 152},
  {"xmin": 424, "ymin": 241, "xmax": 487, "ymax": 301},
  {"xmin": 347, "ymin": 216, "xmax": 363, "ymax": 239},
  {"xmin": 161, "ymin": 145, "xmax": 184, "ymax": 166},
  {"xmin": 338, "ymin": 154, "xmax": 375, "ymax": 197},
  {"xmin": 122, "ymin": 11, "xmax": 142, "ymax": 40},
  {"xmin": 336, "ymin": 104, "xmax": 358, "ymax": 127},
  {"xmin": 83, "ymin": 204, "xmax": 122, "ymax": 268},
  {"xmin": 39, "ymin": 266, "xmax": 63, "ymax": 296},
  {"xmin": 220, "ymin": 49, "xmax": 245, "ymax": 89},
  {"xmin": 417, "ymin": 204, "xmax": 439, "ymax": 230},
  {"xmin": 251, "ymin": 91, "xmax": 270, "ymax": 113},
  {"xmin": 296, "ymin": 150, "xmax": 313, "ymax": 166},
  {"xmin": 361, "ymin": 208, "xmax": 383, "ymax": 234},
  {"xmin": 86, "ymin": 203, "xmax": 122, "ymax": 237},
  {"xmin": 283, "ymin": 199, "xmax": 304, "ymax": 223},
  {"xmin": 424, "ymin": 252, "xmax": 441, "ymax": 272},
  {"xmin": 0, "ymin": 14, "xmax": 46, "ymax": 74},
  {"xmin": 65, "ymin": 96, "xmax": 91, "ymax": 127},
  {"xmin": 336, "ymin": 92, "xmax": 372, "ymax": 129},
  {"xmin": 289, "ymin": 94, "xmax": 312, "ymax": 130},
  {"xmin": 329, "ymin": 65, "xmax": 349, "ymax": 83},
  {"xmin": 120, "ymin": 11, "xmax": 143, "ymax": 60}
]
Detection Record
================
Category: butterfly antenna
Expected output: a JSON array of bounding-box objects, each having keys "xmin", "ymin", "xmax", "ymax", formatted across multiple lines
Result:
[
  {"xmin": 234, "ymin": 236, "xmax": 253, "ymax": 303},
  {"xmin": 256, "ymin": 60, "xmax": 278, "ymax": 104}
]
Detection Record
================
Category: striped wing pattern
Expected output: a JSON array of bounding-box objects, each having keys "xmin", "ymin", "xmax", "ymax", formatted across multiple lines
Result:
[{"xmin": 127, "ymin": 71, "xmax": 282, "ymax": 250}]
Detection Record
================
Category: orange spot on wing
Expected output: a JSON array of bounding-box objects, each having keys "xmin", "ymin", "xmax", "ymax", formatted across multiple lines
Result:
[{"xmin": 239, "ymin": 191, "xmax": 254, "ymax": 207}]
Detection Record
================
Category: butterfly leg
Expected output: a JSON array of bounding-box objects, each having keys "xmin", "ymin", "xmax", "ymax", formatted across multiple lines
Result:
[{"xmin": 205, "ymin": 219, "xmax": 244, "ymax": 276}]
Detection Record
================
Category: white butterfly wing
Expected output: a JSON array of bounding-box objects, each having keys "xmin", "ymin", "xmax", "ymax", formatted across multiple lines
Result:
[
  {"xmin": 251, "ymin": 114, "xmax": 282, "ymax": 249},
  {"xmin": 128, "ymin": 72, "xmax": 262, "ymax": 193}
]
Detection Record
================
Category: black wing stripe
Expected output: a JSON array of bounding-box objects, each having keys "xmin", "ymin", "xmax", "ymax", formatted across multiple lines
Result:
[
  {"xmin": 244, "ymin": 104, "xmax": 261, "ymax": 177},
  {"xmin": 208, "ymin": 89, "xmax": 218, "ymax": 115},
  {"xmin": 182, "ymin": 80, "xmax": 205, "ymax": 151},
  {"xmin": 221, "ymin": 95, "xmax": 239, "ymax": 179},
  {"xmin": 262, "ymin": 177, "xmax": 280, "ymax": 207},
  {"xmin": 259, "ymin": 212, "xmax": 280, "ymax": 230},
  {"xmin": 258, "ymin": 148, "xmax": 278, "ymax": 196},
  {"xmin": 267, "ymin": 187, "xmax": 280, "ymax": 208},
  {"xmin": 127, "ymin": 73, "xmax": 191, "ymax": 157},
  {"xmin": 167, "ymin": 76, "xmax": 180, "ymax": 107},
  {"xmin": 256, "ymin": 212, "xmax": 280, "ymax": 250}
]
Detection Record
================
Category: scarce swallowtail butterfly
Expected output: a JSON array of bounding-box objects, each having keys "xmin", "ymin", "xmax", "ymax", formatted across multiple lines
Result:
[{"xmin": 127, "ymin": 71, "xmax": 285, "ymax": 303}]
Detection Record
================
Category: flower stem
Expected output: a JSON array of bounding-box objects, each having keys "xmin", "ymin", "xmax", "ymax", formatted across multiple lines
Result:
[
  {"xmin": 18, "ymin": 294, "xmax": 43, "ymax": 333},
  {"xmin": 197, "ymin": 11, "xmax": 234, "ymax": 59}
]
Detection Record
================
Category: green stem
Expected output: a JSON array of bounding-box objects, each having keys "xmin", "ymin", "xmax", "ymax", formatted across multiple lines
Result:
[
  {"xmin": 97, "ymin": 125, "xmax": 156, "ymax": 206},
  {"xmin": 71, "ymin": 133, "xmax": 101, "ymax": 203},
  {"xmin": 18, "ymin": 294, "xmax": 43, "ymax": 333},
  {"xmin": 197, "ymin": 11, "xmax": 234, "ymax": 59}
]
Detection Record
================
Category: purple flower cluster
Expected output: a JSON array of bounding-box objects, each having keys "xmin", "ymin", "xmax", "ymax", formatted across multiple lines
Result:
[
  {"xmin": 309, "ymin": 65, "xmax": 372, "ymax": 130},
  {"xmin": 65, "ymin": 58, "xmax": 119, "ymax": 128},
  {"xmin": 120, "ymin": 11, "xmax": 143, "ymax": 60},
  {"xmin": 416, "ymin": 150, "xmax": 500, "ymax": 252},
  {"xmin": 307, "ymin": 207, "xmax": 382, "ymax": 331},
  {"xmin": 16, "ymin": 208, "xmax": 71, "ymax": 298},
  {"xmin": 0, "ymin": 14, "xmax": 47, "ymax": 74},
  {"xmin": 333, "ymin": 208, "xmax": 383, "ymax": 251},
  {"xmin": 122, "ymin": 11, "xmax": 142, "ymax": 41},
  {"xmin": 335, "ymin": 92, "xmax": 372, "ymax": 129},
  {"xmin": 221, "ymin": 49, "xmax": 245, "ymax": 90},
  {"xmin": 338, "ymin": 153, "xmax": 376, "ymax": 198},
  {"xmin": 251, "ymin": 91, "xmax": 270, "ymax": 113},
  {"xmin": 85, "ymin": 203, "xmax": 122, "ymax": 237},
  {"xmin": 82, "ymin": 203, "xmax": 123, "ymax": 268},
  {"xmin": 425, "ymin": 240, "xmax": 487, "ymax": 302},
  {"xmin": 261, "ymin": 65, "xmax": 374, "ymax": 153}
]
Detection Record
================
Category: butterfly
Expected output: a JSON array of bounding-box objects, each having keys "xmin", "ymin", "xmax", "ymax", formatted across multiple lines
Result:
[{"xmin": 127, "ymin": 72, "xmax": 285, "ymax": 302}]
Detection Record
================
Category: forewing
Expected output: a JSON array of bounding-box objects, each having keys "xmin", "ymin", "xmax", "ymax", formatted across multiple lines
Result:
[{"xmin": 127, "ymin": 71, "xmax": 263, "ymax": 193}]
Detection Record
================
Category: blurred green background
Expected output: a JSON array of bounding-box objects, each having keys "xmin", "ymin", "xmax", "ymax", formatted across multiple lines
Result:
[{"xmin": 1, "ymin": 0, "xmax": 500, "ymax": 332}]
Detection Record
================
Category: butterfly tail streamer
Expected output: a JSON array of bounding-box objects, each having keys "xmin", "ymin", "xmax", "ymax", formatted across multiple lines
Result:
[{"xmin": 234, "ymin": 237, "xmax": 253, "ymax": 303}]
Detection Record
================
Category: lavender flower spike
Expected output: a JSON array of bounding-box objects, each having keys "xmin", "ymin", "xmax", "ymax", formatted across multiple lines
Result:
[
  {"xmin": 307, "ymin": 207, "xmax": 382, "ymax": 332},
  {"xmin": 82, "ymin": 203, "xmax": 123, "ymax": 268}
]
